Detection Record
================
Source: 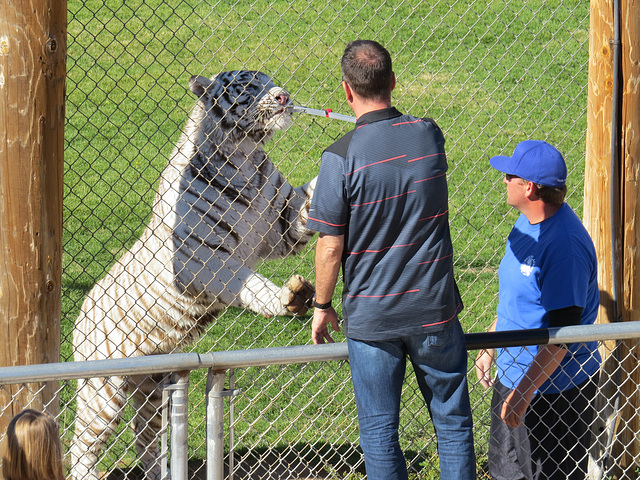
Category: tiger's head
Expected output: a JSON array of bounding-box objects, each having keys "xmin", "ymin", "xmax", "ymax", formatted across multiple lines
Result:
[{"xmin": 189, "ymin": 70, "xmax": 293, "ymax": 144}]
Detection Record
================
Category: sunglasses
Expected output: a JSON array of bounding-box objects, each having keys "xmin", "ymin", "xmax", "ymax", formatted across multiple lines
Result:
[{"xmin": 505, "ymin": 174, "xmax": 520, "ymax": 181}]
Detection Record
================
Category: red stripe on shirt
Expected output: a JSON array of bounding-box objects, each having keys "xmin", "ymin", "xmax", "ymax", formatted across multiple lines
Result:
[
  {"xmin": 408, "ymin": 153, "xmax": 445, "ymax": 163},
  {"xmin": 421, "ymin": 304, "xmax": 462, "ymax": 327},
  {"xmin": 347, "ymin": 155, "xmax": 407, "ymax": 176},
  {"xmin": 417, "ymin": 252, "xmax": 453, "ymax": 265},
  {"xmin": 418, "ymin": 210, "xmax": 448, "ymax": 222},
  {"xmin": 351, "ymin": 190, "xmax": 416, "ymax": 207},
  {"xmin": 414, "ymin": 172, "xmax": 447, "ymax": 183},
  {"xmin": 409, "ymin": 152, "xmax": 445, "ymax": 164},
  {"xmin": 349, "ymin": 242, "xmax": 417, "ymax": 255},
  {"xmin": 347, "ymin": 289, "xmax": 420, "ymax": 299},
  {"xmin": 307, "ymin": 216, "xmax": 347, "ymax": 227},
  {"xmin": 393, "ymin": 119, "xmax": 424, "ymax": 126}
]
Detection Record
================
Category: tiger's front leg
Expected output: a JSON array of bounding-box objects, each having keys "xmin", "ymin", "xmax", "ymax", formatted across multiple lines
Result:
[
  {"xmin": 292, "ymin": 176, "xmax": 317, "ymax": 233},
  {"xmin": 237, "ymin": 271, "xmax": 314, "ymax": 317}
]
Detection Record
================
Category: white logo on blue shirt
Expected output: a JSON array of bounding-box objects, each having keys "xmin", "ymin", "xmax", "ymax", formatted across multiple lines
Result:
[{"xmin": 520, "ymin": 255, "xmax": 535, "ymax": 277}]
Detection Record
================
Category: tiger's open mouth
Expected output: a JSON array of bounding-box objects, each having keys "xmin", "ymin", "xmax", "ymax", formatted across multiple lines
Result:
[
  {"xmin": 273, "ymin": 103, "xmax": 293, "ymax": 117},
  {"xmin": 266, "ymin": 104, "xmax": 294, "ymax": 127}
]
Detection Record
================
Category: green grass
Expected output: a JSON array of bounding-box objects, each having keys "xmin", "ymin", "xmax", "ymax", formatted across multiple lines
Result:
[{"xmin": 61, "ymin": 0, "xmax": 590, "ymax": 476}]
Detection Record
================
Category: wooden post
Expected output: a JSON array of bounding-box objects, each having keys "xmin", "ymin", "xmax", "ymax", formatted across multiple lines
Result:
[
  {"xmin": 617, "ymin": 0, "xmax": 640, "ymax": 475},
  {"xmin": 0, "ymin": 0, "xmax": 66, "ymax": 435},
  {"xmin": 585, "ymin": 0, "xmax": 640, "ymax": 476}
]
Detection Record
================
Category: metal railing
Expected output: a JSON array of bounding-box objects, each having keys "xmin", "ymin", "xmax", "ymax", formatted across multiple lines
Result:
[{"xmin": 2, "ymin": 322, "xmax": 638, "ymax": 479}]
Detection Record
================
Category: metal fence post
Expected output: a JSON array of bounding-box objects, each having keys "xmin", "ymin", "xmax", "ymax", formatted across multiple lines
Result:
[
  {"xmin": 161, "ymin": 386, "xmax": 170, "ymax": 480},
  {"xmin": 207, "ymin": 370, "xmax": 226, "ymax": 480},
  {"xmin": 170, "ymin": 371, "xmax": 190, "ymax": 480}
]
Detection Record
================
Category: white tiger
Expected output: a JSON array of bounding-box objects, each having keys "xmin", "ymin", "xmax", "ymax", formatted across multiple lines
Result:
[{"xmin": 71, "ymin": 70, "xmax": 317, "ymax": 480}]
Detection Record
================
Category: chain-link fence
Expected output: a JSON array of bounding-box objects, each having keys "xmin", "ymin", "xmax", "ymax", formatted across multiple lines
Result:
[
  {"xmin": 29, "ymin": 0, "xmax": 621, "ymax": 478},
  {"xmin": 1, "ymin": 328, "xmax": 637, "ymax": 480}
]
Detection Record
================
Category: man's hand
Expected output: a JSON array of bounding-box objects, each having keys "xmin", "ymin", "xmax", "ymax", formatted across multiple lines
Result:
[
  {"xmin": 500, "ymin": 344, "xmax": 568, "ymax": 428},
  {"xmin": 501, "ymin": 388, "xmax": 533, "ymax": 428},
  {"xmin": 475, "ymin": 349, "xmax": 495, "ymax": 389},
  {"xmin": 311, "ymin": 307, "xmax": 340, "ymax": 344}
]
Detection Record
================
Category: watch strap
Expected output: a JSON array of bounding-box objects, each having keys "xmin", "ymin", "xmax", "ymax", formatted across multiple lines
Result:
[{"xmin": 313, "ymin": 299, "xmax": 332, "ymax": 310}]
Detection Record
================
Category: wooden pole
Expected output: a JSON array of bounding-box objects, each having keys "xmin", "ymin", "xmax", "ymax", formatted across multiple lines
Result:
[
  {"xmin": 617, "ymin": 0, "xmax": 640, "ymax": 474},
  {"xmin": 584, "ymin": 0, "xmax": 619, "ymax": 474},
  {"xmin": 585, "ymin": 0, "xmax": 640, "ymax": 476},
  {"xmin": 0, "ymin": 0, "xmax": 66, "ymax": 436}
]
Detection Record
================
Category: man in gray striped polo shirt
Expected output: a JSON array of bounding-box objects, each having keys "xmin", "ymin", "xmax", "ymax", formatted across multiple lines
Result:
[{"xmin": 307, "ymin": 39, "xmax": 476, "ymax": 480}]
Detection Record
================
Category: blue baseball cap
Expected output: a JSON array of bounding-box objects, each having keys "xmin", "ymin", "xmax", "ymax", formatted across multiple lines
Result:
[{"xmin": 489, "ymin": 140, "xmax": 567, "ymax": 187}]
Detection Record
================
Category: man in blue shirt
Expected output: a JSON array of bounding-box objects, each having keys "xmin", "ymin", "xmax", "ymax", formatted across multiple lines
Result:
[
  {"xmin": 308, "ymin": 39, "xmax": 475, "ymax": 480},
  {"xmin": 475, "ymin": 140, "xmax": 601, "ymax": 479}
]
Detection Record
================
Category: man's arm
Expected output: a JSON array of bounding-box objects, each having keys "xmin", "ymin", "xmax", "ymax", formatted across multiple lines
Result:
[
  {"xmin": 501, "ymin": 344, "xmax": 568, "ymax": 428},
  {"xmin": 311, "ymin": 233, "xmax": 344, "ymax": 344},
  {"xmin": 500, "ymin": 305, "xmax": 582, "ymax": 426},
  {"xmin": 475, "ymin": 319, "xmax": 497, "ymax": 389}
]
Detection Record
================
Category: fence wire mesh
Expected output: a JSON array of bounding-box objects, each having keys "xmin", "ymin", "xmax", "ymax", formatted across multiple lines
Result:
[
  {"xmin": 0, "ymin": 338, "xmax": 635, "ymax": 479},
  {"xmin": 27, "ymin": 0, "xmax": 620, "ymax": 478}
]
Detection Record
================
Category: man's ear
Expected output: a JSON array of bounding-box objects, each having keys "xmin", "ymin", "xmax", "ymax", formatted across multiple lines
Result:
[
  {"xmin": 342, "ymin": 81, "xmax": 354, "ymax": 103},
  {"xmin": 525, "ymin": 181, "xmax": 539, "ymax": 200},
  {"xmin": 391, "ymin": 72, "xmax": 396, "ymax": 92}
]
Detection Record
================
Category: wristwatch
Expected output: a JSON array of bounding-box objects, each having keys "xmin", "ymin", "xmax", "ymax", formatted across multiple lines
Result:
[{"xmin": 313, "ymin": 299, "xmax": 332, "ymax": 310}]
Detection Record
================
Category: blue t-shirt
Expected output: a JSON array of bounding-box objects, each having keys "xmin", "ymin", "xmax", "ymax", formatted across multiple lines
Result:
[
  {"xmin": 496, "ymin": 203, "xmax": 601, "ymax": 393},
  {"xmin": 307, "ymin": 107, "xmax": 462, "ymax": 341}
]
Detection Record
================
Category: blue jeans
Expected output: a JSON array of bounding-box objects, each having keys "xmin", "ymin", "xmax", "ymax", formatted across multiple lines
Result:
[{"xmin": 347, "ymin": 318, "xmax": 476, "ymax": 480}]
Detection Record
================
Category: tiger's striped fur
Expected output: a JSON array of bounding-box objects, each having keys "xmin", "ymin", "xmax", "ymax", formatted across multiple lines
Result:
[{"xmin": 71, "ymin": 71, "xmax": 317, "ymax": 480}]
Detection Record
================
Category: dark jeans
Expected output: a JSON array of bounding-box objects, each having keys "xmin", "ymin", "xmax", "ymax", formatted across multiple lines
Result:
[
  {"xmin": 348, "ymin": 319, "xmax": 476, "ymax": 480},
  {"xmin": 489, "ymin": 375, "xmax": 598, "ymax": 480}
]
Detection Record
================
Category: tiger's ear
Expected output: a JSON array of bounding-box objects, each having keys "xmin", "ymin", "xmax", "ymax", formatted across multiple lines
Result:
[{"xmin": 189, "ymin": 75, "xmax": 214, "ymax": 99}]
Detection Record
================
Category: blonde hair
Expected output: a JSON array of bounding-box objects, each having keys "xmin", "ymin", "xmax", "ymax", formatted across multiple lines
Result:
[{"xmin": 1, "ymin": 409, "xmax": 64, "ymax": 480}]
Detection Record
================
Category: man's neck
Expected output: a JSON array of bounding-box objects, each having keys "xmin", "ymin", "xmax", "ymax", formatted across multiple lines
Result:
[
  {"xmin": 350, "ymin": 99, "xmax": 392, "ymax": 119},
  {"xmin": 521, "ymin": 202, "xmax": 562, "ymax": 225}
]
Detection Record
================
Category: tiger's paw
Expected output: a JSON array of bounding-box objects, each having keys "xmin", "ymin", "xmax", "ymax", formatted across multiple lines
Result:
[{"xmin": 280, "ymin": 274, "xmax": 315, "ymax": 316}]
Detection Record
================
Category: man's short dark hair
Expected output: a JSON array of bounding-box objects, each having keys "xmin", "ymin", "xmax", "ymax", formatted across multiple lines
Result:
[
  {"xmin": 341, "ymin": 40, "xmax": 393, "ymax": 101},
  {"xmin": 535, "ymin": 183, "xmax": 567, "ymax": 206}
]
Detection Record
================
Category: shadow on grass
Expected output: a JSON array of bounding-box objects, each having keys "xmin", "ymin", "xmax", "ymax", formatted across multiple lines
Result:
[
  {"xmin": 100, "ymin": 442, "xmax": 490, "ymax": 479},
  {"xmin": 102, "ymin": 443, "xmax": 493, "ymax": 480},
  {"xmin": 104, "ymin": 442, "xmax": 366, "ymax": 479}
]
